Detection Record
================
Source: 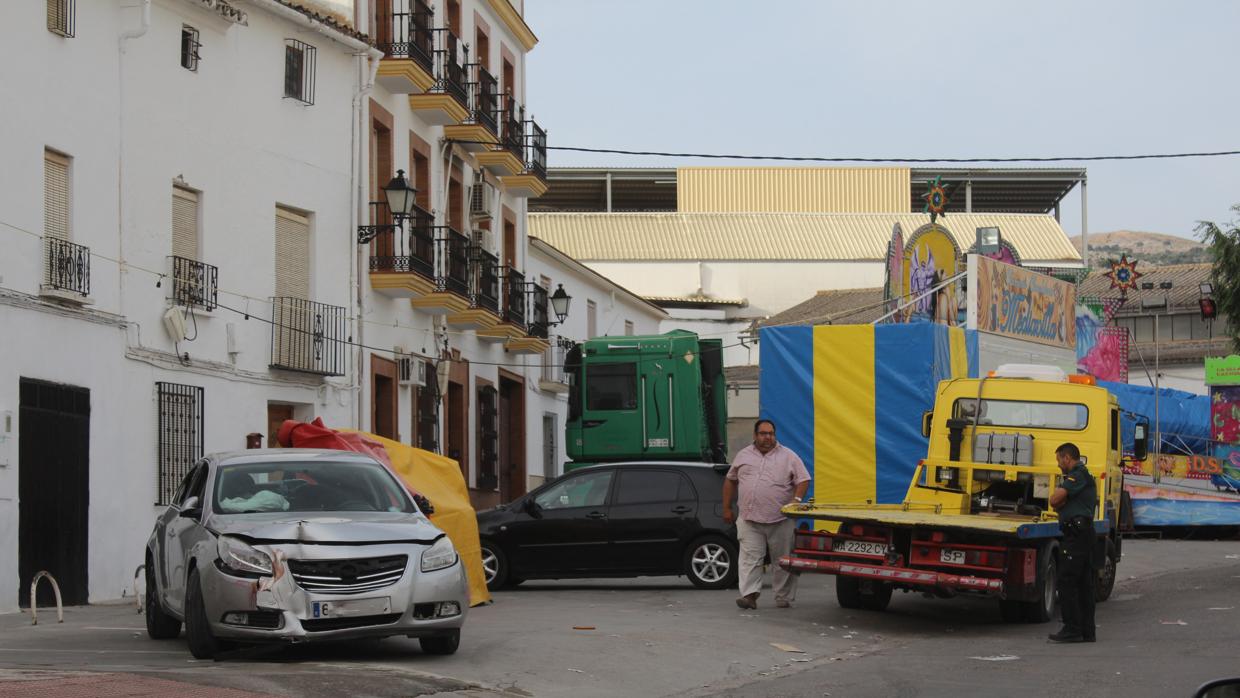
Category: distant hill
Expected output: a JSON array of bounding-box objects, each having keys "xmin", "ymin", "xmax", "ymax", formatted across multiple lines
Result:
[{"xmin": 1069, "ymin": 230, "xmax": 1211, "ymax": 267}]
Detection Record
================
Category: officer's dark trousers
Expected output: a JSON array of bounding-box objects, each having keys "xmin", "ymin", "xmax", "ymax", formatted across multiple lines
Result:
[{"xmin": 1057, "ymin": 518, "xmax": 1096, "ymax": 639}]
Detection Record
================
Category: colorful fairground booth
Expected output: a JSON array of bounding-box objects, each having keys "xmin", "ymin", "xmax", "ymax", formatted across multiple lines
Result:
[{"xmin": 760, "ymin": 196, "xmax": 1236, "ymax": 528}]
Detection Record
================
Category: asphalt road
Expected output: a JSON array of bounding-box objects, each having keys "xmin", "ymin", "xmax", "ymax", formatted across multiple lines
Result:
[{"xmin": 1, "ymin": 538, "xmax": 1238, "ymax": 697}]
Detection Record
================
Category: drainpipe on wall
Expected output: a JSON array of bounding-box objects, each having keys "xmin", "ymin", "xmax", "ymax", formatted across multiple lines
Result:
[
  {"xmin": 352, "ymin": 51, "xmax": 382, "ymax": 430},
  {"xmin": 117, "ymin": 0, "xmax": 151, "ymax": 324}
]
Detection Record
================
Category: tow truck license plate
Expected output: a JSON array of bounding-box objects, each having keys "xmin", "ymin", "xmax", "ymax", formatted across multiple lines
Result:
[
  {"xmin": 311, "ymin": 597, "xmax": 391, "ymax": 619},
  {"xmin": 832, "ymin": 539, "xmax": 886, "ymax": 557},
  {"xmin": 940, "ymin": 549, "xmax": 965, "ymax": 564}
]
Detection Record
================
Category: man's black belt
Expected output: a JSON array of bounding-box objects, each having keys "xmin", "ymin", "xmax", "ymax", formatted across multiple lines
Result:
[{"xmin": 1061, "ymin": 516, "xmax": 1092, "ymax": 529}]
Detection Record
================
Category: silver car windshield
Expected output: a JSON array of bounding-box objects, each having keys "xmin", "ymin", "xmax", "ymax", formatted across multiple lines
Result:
[{"xmin": 213, "ymin": 460, "xmax": 414, "ymax": 514}]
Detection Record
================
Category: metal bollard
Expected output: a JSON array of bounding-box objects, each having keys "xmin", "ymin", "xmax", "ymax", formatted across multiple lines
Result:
[
  {"xmin": 134, "ymin": 564, "xmax": 146, "ymax": 614},
  {"xmin": 29, "ymin": 571, "xmax": 64, "ymax": 626}
]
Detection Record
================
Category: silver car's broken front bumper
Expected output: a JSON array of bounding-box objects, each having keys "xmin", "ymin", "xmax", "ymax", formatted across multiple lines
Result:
[{"xmin": 200, "ymin": 542, "xmax": 468, "ymax": 643}]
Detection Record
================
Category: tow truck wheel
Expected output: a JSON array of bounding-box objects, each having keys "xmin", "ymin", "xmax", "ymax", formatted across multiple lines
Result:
[
  {"xmin": 836, "ymin": 576, "xmax": 863, "ymax": 609},
  {"xmin": 836, "ymin": 577, "xmax": 891, "ymax": 611},
  {"xmin": 1025, "ymin": 543, "xmax": 1058, "ymax": 623},
  {"xmin": 1094, "ymin": 538, "xmax": 1118, "ymax": 602}
]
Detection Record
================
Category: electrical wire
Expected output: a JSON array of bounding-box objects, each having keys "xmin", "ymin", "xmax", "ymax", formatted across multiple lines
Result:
[{"xmin": 444, "ymin": 139, "xmax": 1240, "ymax": 164}]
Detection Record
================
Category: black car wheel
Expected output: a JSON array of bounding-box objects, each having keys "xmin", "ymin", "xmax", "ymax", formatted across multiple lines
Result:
[
  {"xmin": 420, "ymin": 629, "xmax": 461, "ymax": 655},
  {"xmin": 144, "ymin": 560, "xmax": 182, "ymax": 640},
  {"xmin": 685, "ymin": 536, "xmax": 737, "ymax": 590},
  {"xmin": 480, "ymin": 541, "xmax": 509, "ymax": 591},
  {"xmin": 185, "ymin": 568, "xmax": 229, "ymax": 659}
]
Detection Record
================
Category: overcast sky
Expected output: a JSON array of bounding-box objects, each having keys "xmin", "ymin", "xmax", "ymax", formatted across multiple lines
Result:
[{"xmin": 526, "ymin": 0, "xmax": 1240, "ymax": 240}]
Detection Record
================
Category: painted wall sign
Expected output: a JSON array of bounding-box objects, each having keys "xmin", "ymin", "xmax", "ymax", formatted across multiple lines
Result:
[
  {"xmin": 1206, "ymin": 355, "xmax": 1240, "ymax": 386},
  {"xmin": 901, "ymin": 224, "xmax": 962, "ymax": 325},
  {"xmin": 974, "ymin": 255, "xmax": 1076, "ymax": 349}
]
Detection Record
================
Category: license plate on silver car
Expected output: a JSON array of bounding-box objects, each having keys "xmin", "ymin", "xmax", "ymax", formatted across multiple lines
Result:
[
  {"xmin": 831, "ymin": 539, "xmax": 886, "ymax": 557},
  {"xmin": 311, "ymin": 597, "xmax": 391, "ymax": 619}
]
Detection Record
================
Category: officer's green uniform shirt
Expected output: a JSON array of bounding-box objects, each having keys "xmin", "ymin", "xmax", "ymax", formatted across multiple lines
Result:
[{"xmin": 1057, "ymin": 461, "xmax": 1098, "ymax": 523}]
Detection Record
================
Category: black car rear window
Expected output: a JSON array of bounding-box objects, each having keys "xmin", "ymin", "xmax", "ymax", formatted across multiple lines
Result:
[{"xmin": 615, "ymin": 470, "xmax": 693, "ymax": 505}]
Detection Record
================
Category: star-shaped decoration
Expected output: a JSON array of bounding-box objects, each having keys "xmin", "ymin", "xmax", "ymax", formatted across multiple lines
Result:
[
  {"xmin": 922, "ymin": 175, "xmax": 950, "ymax": 224},
  {"xmin": 1104, "ymin": 254, "xmax": 1143, "ymax": 293}
]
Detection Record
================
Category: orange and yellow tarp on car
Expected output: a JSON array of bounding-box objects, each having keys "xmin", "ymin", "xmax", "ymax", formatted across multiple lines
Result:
[{"xmin": 277, "ymin": 419, "xmax": 490, "ymax": 606}]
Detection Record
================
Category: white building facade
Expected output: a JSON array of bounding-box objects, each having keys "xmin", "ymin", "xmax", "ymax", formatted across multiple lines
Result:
[{"xmin": 0, "ymin": 0, "xmax": 555, "ymax": 611}]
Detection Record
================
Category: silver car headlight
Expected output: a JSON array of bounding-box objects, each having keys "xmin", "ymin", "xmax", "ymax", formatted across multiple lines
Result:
[
  {"xmin": 421, "ymin": 536, "xmax": 458, "ymax": 572},
  {"xmin": 217, "ymin": 535, "xmax": 273, "ymax": 576}
]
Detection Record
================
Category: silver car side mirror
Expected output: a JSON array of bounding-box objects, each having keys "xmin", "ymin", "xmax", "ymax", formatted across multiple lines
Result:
[{"xmin": 179, "ymin": 495, "xmax": 202, "ymax": 519}]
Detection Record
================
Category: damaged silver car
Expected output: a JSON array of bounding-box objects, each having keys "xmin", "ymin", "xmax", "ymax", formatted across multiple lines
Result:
[{"xmin": 144, "ymin": 449, "xmax": 468, "ymax": 659}]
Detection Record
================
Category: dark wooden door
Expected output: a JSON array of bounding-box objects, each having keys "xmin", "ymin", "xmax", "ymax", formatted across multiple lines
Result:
[
  {"xmin": 267, "ymin": 404, "xmax": 294, "ymax": 447},
  {"xmin": 19, "ymin": 378, "xmax": 90, "ymax": 607}
]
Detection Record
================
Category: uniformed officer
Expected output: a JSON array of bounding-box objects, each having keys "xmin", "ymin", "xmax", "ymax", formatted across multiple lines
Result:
[{"xmin": 1047, "ymin": 442, "xmax": 1098, "ymax": 643}]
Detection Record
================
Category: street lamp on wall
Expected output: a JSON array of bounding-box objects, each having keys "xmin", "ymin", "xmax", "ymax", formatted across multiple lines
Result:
[
  {"xmin": 549, "ymin": 284, "xmax": 571, "ymax": 324},
  {"xmin": 357, "ymin": 169, "xmax": 419, "ymax": 244},
  {"xmin": 383, "ymin": 169, "xmax": 417, "ymax": 221}
]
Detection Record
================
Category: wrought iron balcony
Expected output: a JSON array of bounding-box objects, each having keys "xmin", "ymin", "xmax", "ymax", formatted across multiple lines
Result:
[
  {"xmin": 366, "ymin": 201, "xmax": 435, "ymax": 278},
  {"xmin": 472, "ymin": 247, "xmax": 500, "ymax": 314},
  {"xmin": 466, "ymin": 64, "xmax": 499, "ymax": 137},
  {"xmin": 524, "ymin": 118, "xmax": 547, "ymax": 181},
  {"xmin": 170, "ymin": 255, "xmax": 218, "ymax": 310},
  {"xmin": 434, "ymin": 226, "xmax": 471, "ymax": 297},
  {"xmin": 431, "ymin": 29, "xmax": 468, "ymax": 111},
  {"xmin": 43, "ymin": 237, "xmax": 90, "ymax": 297},
  {"xmin": 503, "ymin": 267, "xmax": 526, "ymax": 328},
  {"xmin": 500, "ymin": 94, "xmax": 525, "ymax": 161},
  {"xmin": 527, "ymin": 283, "xmax": 549, "ymax": 338},
  {"xmin": 269, "ymin": 297, "xmax": 347, "ymax": 376},
  {"xmin": 374, "ymin": 0, "xmax": 434, "ymax": 73}
]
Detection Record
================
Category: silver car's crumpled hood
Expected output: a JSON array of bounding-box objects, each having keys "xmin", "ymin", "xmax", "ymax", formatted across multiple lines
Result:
[{"xmin": 208, "ymin": 512, "xmax": 443, "ymax": 545}]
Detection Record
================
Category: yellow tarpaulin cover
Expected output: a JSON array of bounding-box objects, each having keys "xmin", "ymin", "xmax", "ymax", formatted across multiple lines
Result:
[{"xmin": 347, "ymin": 432, "xmax": 491, "ymax": 606}]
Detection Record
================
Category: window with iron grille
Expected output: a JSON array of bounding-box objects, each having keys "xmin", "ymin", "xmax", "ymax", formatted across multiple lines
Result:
[
  {"xmin": 181, "ymin": 25, "xmax": 201, "ymax": 71},
  {"xmin": 477, "ymin": 385, "xmax": 498, "ymax": 490},
  {"xmin": 415, "ymin": 360, "xmax": 439, "ymax": 452},
  {"xmin": 47, "ymin": 0, "xmax": 74, "ymax": 37},
  {"xmin": 156, "ymin": 382, "xmax": 204, "ymax": 506},
  {"xmin": 284, "ymin": 39, "xmax": 316, "ymax": 104}
]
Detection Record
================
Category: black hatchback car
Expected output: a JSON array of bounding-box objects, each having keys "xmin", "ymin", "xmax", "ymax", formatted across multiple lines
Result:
[{"xmin": 476, "ymin": 462, "xmax": 738, "ymax": 590}]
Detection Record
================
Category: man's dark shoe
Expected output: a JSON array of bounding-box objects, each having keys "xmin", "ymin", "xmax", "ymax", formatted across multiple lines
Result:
[
  {"xmin": 1047, "ymin": 629, "xmax": 1086, "ymax": 643},
  {"xmin": 735, "ymin": 592, "xmax": 759, "ymax": 610}
]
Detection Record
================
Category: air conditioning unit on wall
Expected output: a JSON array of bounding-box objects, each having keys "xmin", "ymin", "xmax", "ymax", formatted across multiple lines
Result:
[
  {"xmin": 469, "ymin": 178, "xmax": 495, "ymax": 221},
  {"xmin": 398, "ymin": 357, "xmax": 427, "ymax": 387}
]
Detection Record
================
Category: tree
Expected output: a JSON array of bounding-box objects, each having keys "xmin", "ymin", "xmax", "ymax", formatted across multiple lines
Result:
[{"xmin": 1197, "ymin": 204, "xmax": 1240, "ymax": 352}]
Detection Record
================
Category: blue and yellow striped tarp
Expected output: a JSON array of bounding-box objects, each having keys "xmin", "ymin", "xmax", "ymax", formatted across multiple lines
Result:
[{"xmin": 759, "ymin": 323, "xmax": 977, "ymax": 506}]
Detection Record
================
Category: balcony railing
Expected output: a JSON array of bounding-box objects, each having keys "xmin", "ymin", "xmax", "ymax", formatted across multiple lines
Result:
[
  {"xmin": 472, "ymin": 247, "xmax": 500, "ymax": 313},
  {"xmin": 503, "ymin": 267, "xmax": 526, "ymax": 328},
  {"xmin": 466, "ymin": 64, "xmax": 499, "ymax": 136},
  {"xmin": 500, "ymin": 94, "xmax": 524, "ymax": 160},
  {"xmin": 44, "ymin": 237, "xmax": 90, "ymax": 296},
  {"xmin": 434, "ymin": 226, "xmax": 471, "ymax": 297},
  {"xmin": 524, "ymin": 118, "xmax": 547, "ymax": 180},
  {"xmin": 367, "ymin": 201, "xmax": 435, "ymax": 278},
  {"xmin": 374, "ymin": 0, "xmax": 434, "ymax": 73},
  {"xmin": 270, "ymin": 297, "xmax": 347, "ymax": 376},
  {"xmin": 431, "ymin": 29, "xmax": 468, "ymax": 111},
  {"xmin": 171, "ymin": 255, "xmax": 218, "ymax": 310},
  {"xmin": 527, "ymin": 283, "xmax": 550, "ymax": 338}
]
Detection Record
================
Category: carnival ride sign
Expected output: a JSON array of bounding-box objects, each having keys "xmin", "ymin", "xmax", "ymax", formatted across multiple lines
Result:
[
  {"xmin": 973, "ymin": 255, "xmax": 1076, "ymax": 349},
  {"xmin": 900, "ymin": 224, "xmax": 962, "ymax": 324}
]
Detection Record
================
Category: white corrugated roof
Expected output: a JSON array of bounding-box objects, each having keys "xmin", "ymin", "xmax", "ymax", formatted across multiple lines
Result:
[{"xmin": 528, "ymin": 212, "xmax": 1082, "ymax": 263}]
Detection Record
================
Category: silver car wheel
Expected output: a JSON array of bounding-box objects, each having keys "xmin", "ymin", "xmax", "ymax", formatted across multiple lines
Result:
[
  {"xmin": 481, "ymin": 546, "xmax": 499, "ymax": 584},
  {"xmin": 691, "ymin": 541, "xmax": 731, "ymax": 583}
]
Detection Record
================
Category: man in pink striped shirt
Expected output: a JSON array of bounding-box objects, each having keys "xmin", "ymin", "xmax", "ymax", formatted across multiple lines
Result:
[{"xmin": 723, "ymin": 419, "xmax": 811, "ymax": 609}]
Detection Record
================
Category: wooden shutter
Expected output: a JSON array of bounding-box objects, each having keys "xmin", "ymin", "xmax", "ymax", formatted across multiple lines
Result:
[
  {"xmin": 172, "ymin": 186, "xmax": 199, "ymax": 259},
  {"xmin": 274, "ymin": 207, "xmax": 310, "ymax": 299},
  {"xmin": 44, "ymin": 150, "xmax": 69, "ymax": 241}
]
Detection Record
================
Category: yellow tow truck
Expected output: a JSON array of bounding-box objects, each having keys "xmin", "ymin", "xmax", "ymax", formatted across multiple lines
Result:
[{"xmin": 780, "ymin": 365, "xmax": 1146, "ymax": 622}]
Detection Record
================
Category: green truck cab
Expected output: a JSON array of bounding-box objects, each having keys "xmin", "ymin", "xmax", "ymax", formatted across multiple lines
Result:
[{"xmin": 564, "ymin": 330, "xmax": 728, "ymax": 469}]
